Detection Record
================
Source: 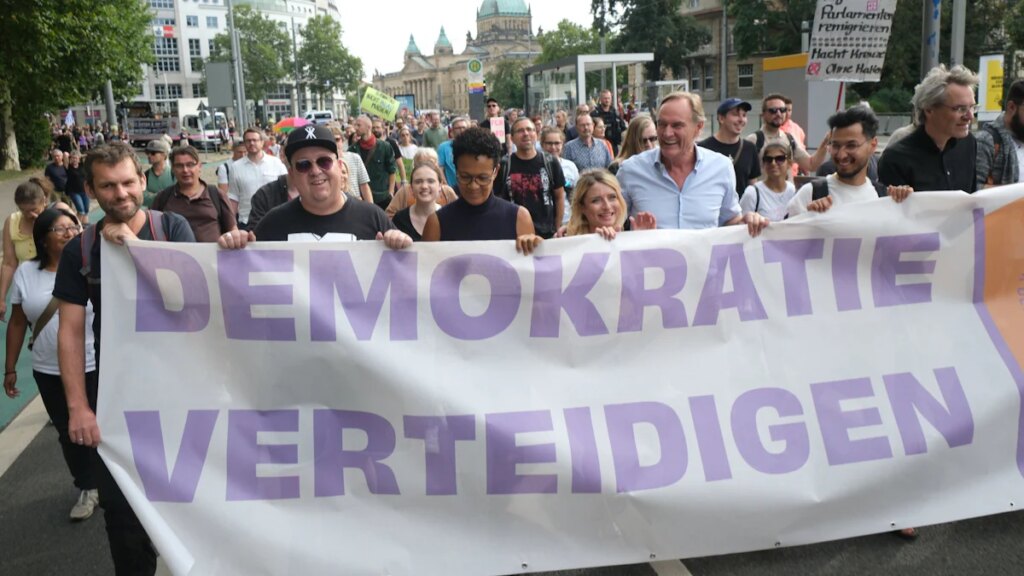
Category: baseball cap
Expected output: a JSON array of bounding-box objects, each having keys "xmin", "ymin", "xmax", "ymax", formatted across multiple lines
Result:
[
  {"xmin": 717, "ymin": 98, "xmax": 752, "ymax": 116},
  {"xmin": 284, "ymin": 124, "xmax": 337, "ymax": 161},
  {"xmin": 145, "ymin": 140, "xmax": 170, "ymax": 154}
]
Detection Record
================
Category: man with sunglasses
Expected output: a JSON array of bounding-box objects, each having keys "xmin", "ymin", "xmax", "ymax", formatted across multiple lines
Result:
[
  {"xmin": 748, "ymin": 94, "xmax": 827, "ymax": 176},
  {"xmin": 699, "ymin": 98, "xmax": 760, "ymax": 198},
  {"xmin": 879, "ymin": 64, "xmax": 979, "ymax": 193},
  {"xmin": 142, "ymin": 139, "xmax": 174, "ymax": 208},
  {"xmin": 787, "ymin": 106, "xmax": 912, "ymax": 217},
  {"xmin": 217, "ymin": 124, "xmax": 411, "ymax": 249}
]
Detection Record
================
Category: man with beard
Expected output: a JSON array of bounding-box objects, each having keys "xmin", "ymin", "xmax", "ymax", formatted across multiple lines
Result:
[
  {"xmin": 354, "ymin": 115, "xmax": 398, "ymax": 210},
  {"xmin": 591, "ymin": 89, "xmax": 627, "ymax": 155},
  {"xmin": 879, "ymin": 65, "xmax": 979, "ymax": 193},
  {"xmin": 699, "ymin": 98, "xmax": 760, "ymax": 198},
  {"xmin": 787, "ymin": 106, "xmax": 912, "ymax": 217},
  {"xmin": 747, "ymin": 93, "xmax": 827, "ymax": 176},
  {"xmin": 976, "ymin": 79, "xmax": 1024, "ymax": 188},
  {"xmin": 55, "ymin": 142, "xmax": 195, "ymax": 575},
  {"xmin": 373, "ymin": 117, "xmax": 406, "ymax": 187},
  {"xmin": 493, "ymin": 117, "xmax": 565, "ymax": 238}
]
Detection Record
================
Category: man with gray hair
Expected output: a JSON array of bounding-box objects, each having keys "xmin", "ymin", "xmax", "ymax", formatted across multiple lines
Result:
[{"xmin": 878, "ymin": 64, "xmax": 979, "ymax": 193}]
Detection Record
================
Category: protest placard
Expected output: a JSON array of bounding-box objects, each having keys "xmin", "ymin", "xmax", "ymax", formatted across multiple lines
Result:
[{"xmin": 806, "ymin": 0, "xmax": 899, "ymax": 82}]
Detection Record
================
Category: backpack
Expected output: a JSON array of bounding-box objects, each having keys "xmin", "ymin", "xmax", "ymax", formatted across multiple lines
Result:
[
  {"xmin": 80, "ymin": 210, "xmax": 168, "ymax": 297},
  {"xmin": 981, "ymin": 122, "xmax": 1005, "ymax": 187},
  {"xmin": 754, "ymin": 130, "xmax": 797, "ymax": 156},
  {"xmin": 497, "ymin": 151, "xmax": 560, "ymax": 234},
  {"xmin": 810, "ymin": 178, "xmax": 888, "ymax": 201}
]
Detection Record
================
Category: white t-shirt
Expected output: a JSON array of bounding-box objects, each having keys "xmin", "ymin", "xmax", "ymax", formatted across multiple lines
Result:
[
  {"xmin": 227, "ymin": 153, "xmax": 289, "ymax": 224},
  {"xmin": 559, "ymin": 158, "xmax": 579, "ymax": 225},
  {"xmin": 342, "ymin": 152, "xmax": 370, "ymax": 199},
  {"xmin": 11, "ymin": 262, "xmax": 96, "ymax": 375},
  {"xmin": 787, "ymin": 174, "xmax": 879, "ymax": 218},
  {"xmin": 740, "ymin": 181, "xmax": 797, "ymax": 222},
  {"xmin": 1014, "ymin": 137, "xmax": 1024, "ymax": 184}
]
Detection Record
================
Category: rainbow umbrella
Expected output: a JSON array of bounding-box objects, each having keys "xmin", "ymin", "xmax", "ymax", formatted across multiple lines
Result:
[{"xmin": 273, "ymin": 117, "xmax": 309, "ymax": 133}]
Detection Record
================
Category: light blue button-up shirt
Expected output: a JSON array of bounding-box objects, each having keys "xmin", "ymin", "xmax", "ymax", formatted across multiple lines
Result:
[{"xmin": 618, "ymin": 145, "xmax": 740, "ymax": 229}]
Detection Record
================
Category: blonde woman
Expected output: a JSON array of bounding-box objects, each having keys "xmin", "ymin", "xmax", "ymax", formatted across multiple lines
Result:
[
  {"xmin": 608, "ymin": 115, "xmax": 657, "ymax": 174},
  {"xmin": 562, "ymin": 169, "xmax": 656, "ymax": 239}
]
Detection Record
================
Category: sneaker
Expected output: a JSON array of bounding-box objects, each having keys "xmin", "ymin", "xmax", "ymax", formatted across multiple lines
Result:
[{"xmin": 69, "ymin": 489, "xmax": 98, "ymax": 521}]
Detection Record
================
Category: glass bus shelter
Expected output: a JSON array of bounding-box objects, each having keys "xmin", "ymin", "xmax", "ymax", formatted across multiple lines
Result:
[{"xmin": 523, "ymin": 53, "xmax": 653, "ymax": 123}]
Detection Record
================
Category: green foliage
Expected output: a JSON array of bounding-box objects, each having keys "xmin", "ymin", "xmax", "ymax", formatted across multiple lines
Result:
[
  {"xmin": 210, "ymin": 6, "xmax": 292, "ymax": 105},
  {"xmin": 728, "ymin": 0, "xmax": 816, "ymax": 59},
  {"xmin": 537, "ymin": 20, "xmax": 603, "ymax": 64},
  {"xmin": 298, "ymin": 16, "xmax": 363, "ymax": 110},
  {"xmin": 14, "ymin": 112, "xmax": 50, "ymax": 170},
  {"xmin": 866, "ymin": 87, "xmax": 914, "ymax": 113},
  {"xmin": 591, "ymin": 0, "xmax": 711, "ymax": 82},
  {"xmin": 485, "ymin": 60, "xmax": 527, "ymax": 110},
  {"xmin": 0, "ymin": 0, "xmax": 153, "ymax": 168}
]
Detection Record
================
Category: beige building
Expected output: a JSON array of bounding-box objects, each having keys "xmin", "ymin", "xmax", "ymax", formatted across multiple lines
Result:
[
  {"xmin": 678, "ymin": 0, "xmax": 768, "ymax": 101},
  {"xmin": 372, "ymin": 0, "xmax": 540, "ymax": 114}
]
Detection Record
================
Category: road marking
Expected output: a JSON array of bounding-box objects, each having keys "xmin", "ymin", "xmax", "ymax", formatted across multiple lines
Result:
[
  {"xmin": 0, "ymin": 396, "xmax": 47, "ymax": 479},
  {"xmin": 650, "ymin": 559, "xmax": 695, "ymax": 576}
]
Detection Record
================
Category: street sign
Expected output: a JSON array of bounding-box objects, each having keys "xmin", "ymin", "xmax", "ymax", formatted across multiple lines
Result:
[{"xmin": 467, "ymin": 59, "xmax": 485, "ymax": 94}]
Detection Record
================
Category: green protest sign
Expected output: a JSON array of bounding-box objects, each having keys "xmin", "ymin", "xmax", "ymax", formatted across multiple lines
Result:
[{"xmin": 361, "ymin": 87, "xmax": 400, "ymax": 121}]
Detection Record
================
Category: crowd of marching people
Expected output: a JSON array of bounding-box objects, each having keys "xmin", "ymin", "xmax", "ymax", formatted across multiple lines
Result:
[{"xmin": 2, "ymin": 62, "xmax": 1022, "ymax": 573}]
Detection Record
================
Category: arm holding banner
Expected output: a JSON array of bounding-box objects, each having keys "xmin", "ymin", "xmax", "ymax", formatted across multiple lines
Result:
[
  {"xmin": 515, "ymin": 206, "xmax": 542, "ymax": 255},
  {"xmin": 57, "ymin": 298, "xmax": 99, "ymax": 447}
]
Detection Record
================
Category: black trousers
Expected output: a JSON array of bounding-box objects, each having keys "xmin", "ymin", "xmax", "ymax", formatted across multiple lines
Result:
[
  {"xmin": 33, "ymin": 370, "xmax": 95, "ymax": 490},
  {"xmin": 86, "ymin": 370, "xmax": 157, "ymax": 576}
]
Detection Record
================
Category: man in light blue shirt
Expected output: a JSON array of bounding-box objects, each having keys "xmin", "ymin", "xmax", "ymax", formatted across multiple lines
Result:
[
  {"xmin": 618, "ymin": 92, "xmax": 768, "ymax": 235},
  {"xmin": 563, "ymin": 112, "xmax": 613, "ymax": 172},
  {"xmin": 437, "ymin": 116, "xmax": 468, "ymax": 187}
]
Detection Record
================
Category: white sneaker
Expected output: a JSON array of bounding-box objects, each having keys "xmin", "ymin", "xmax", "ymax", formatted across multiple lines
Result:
[{"xmin": 69, "ymin": 489, "xmax": 98, "ymax": 521}]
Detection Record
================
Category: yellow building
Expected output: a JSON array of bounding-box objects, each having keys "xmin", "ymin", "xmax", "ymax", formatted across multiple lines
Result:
[{"xmin": 372, "ymin": 0, "xmax": 540, "ymax": 114}]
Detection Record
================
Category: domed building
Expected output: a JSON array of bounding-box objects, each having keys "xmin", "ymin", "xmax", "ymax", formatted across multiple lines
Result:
[{"xmin": 372, "ymin": 0, "xmax": 540, "ymax": 115}]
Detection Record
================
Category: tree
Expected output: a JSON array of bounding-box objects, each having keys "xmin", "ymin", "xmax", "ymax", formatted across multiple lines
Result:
[
  {"xmin": 728, "ymin": 0, "xmax": 816, "ymax": 60},
  {"xmin": 485, "ymin": 60, "xmax": 527, "ymax": 110},
  {"xmin": 298, "ymin": 16, "xmax": 363, "ymax": 111},
  {"xmin": 0, "ymin": 0, "xmax": 153, "ymax": 170},
  {"xmin": 592, "ymin": 0, "xmax": 711, "ymax": 104},
  {"xmin": 210, "ymin": 5, "xmax": 292, "ymax": 121},
  {"xmin": 536, "ymin": 19, "xmax": 603, "ymax": 64}
]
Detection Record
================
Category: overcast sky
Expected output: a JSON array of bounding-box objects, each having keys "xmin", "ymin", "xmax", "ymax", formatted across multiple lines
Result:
[{"xmin": 338, "ymin": 0, "xmax": 596, "ymax": 80}]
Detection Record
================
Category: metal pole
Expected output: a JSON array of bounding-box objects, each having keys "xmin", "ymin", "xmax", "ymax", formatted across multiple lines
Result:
[
  {"xmin": 600, "ymin": 36, "xmax": 606, "ymax": 90},
  {"xmin": 291, "ymin": 18, "xmax": 301, "ymax": 117},
  {"xmin": 104, "ymin": 80, "xmax": 117, "ymax": 130},
  {"xmin": 921, "ymin": 0, "xmax": 941, "ymax": 79},
  {"xmin": 227, "ymin": 0, "xmax": 247, "ymax": 129},
  {"xmin": 950, "ymin": 0, "xmax": 966, "ymax": 67},
  {"xmin": 720, "ymin": 1, "xmax": 728, "ymax": 102},
  {"xmin": 801, "ymin": 20, "xmax": 810, "ymax": 53}
]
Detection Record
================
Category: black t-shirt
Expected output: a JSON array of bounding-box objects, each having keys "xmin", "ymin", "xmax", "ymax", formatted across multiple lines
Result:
[
  {"xmin": 480, "ymin": 117, "xmax": 511, "ymax": 155},
  {"xmin": 253, "ymin": 197, "xmax": 394, "ymax": 241},
  {"xmin": 698, "ymin": 136, "xmax": 761, "ymax": 197},
  {"xmin": 437, "ymin": 193, "xmax": 519, "ymax": 241},
  {"xmin": 53, "ymin": 211, "xmax": 196, "ymax": 363},
  {"xmin": 493, "ymin": 153, "xmax": 565, "ymax": 237},
  {"xmin": 65, "ymin": 165, "xmax": 86, "ymax": 196},
  {"xmin": 392, "ymin": 208, "xmax": 422, "ymax": 241},
  {"xmin": 45, "ymin": 163, "xmax": 68, "ymax": 192},
  {"xmin": 878, "ymin": 126, "xmax": 977, "ymax": 193}
]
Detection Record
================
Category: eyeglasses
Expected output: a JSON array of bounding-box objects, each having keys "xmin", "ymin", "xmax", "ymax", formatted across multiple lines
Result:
[
  {"xmin": 762, "ymin": 155, "xmax": 788, "ymax": 164},
  {"xmin": 50, "ymin": 225, "xmax": 82, "ymax": 235},
  {"xmin": 642, "ymin": 136, "xmax": 659, "ymax": 144},
  {"xmin": 172, "ymin": 162, "xmax": 198, "ymax": 170},
  {"xmin": 456, "ymin": 171, "xmax": 494, "ymax": 187},
  {"xmin": 828, "ymin": 140, "xmax": 868, "ymax": 154},
  {"xmin": 939, "ymin": 103, "xmax": 978, "ymax": 116},
  {"xmin": 542, "ymin": 140, "xmax": 562, "ymax": 146},
  {"xmin": 293, "ymin": 156, "xmax": 335, "ymax": 173},
  {"xmin": 765, "ymin": 107, "xmax": 787, "ymax": 115}
]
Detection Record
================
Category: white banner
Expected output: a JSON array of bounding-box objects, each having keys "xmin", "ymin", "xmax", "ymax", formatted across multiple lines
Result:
[
  {"xmin": 98, "ymin": 187, "xmax": 1024, "ymax": 575},
  {"xmin": 806, "ymin": 0, "xmax": 899, "ymax": 82}
]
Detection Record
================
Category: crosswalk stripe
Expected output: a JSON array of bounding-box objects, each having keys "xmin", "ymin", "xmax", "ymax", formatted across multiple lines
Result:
[{"xmin": 650, "ymin": 559, "xmax": 695, "ymax": 576}]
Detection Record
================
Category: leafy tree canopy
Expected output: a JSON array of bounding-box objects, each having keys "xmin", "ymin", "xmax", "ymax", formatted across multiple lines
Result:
[
  {"xmin": 298, "ymin": 16, "xmax": 363, "ymax": 109},
  {"xmin": 485, "ymin": 60, "xmax": 527, "ymax": 110},
  {"xmin": 210, "ymin": 5, "xmax": 292, "ymax": 104}
]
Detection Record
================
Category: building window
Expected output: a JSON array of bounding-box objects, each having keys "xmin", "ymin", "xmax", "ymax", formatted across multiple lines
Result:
[
  {"xmin": 149, "ymin": 0, "xmax": 173, "ymax": 9},
  {"xmin": 704, "ymin": 66, "xmax": 713, "ymax": 91},
  {"xmin": 154, "ymin": 37, "xmax": 178, "ymax": 56},
  {"xmin": 208, "ymin": 39, "xmax": 216, "ymax": 54},
  {"xmin": 737, "ymin": 64, "xmax": 754, "ymax": 89},
  {"xmin": 206, "ymin": 16, "xmax": 218, "ymax": 28},
  {"xmin": 188, "ymin": 38, "xmax": 202, "ymax": 72},
  {"xmin": 156, "ymin": 58, "xmax": 180, "ymax": 72},
  {"xmin": 154, "ymin": 84, "xmax": 181, "ymax": 99},
  {"xmin": 186, "ymin": 15, "xmax": 198, "ymax": 27},
  {"xmin": 192, "ymin": 83, "xmax": 204, "ymax": 98},
  {"xmin": 687, "ymin": 0, "xmax": 699, "ymax": 8},
  {"xmin": 690, "ymin": 65, "xmax": 701, "ymax": 92},
  {"xmin": 154, "ymin": 17, "xmax": 175, "ymax": 26}
]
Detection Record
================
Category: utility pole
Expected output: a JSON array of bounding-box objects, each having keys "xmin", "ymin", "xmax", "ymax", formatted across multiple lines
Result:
[
  {"xmin": 950, "ymin": 0, "xmax": 966, "ymax": 67},
  {"xmin": 921, "ymin": 0, "xmax": 941, "ymax": 79},
  {"xmin": 291, "ymin": 18, "xmax": 301, "ymax": 117},
  {"xmin": 226, "ymin": 0, "xmax": 247, "ymax": 129},
  {"xmin": 720, "ymin": 1, "xmax": 728, "ymax": 102}
]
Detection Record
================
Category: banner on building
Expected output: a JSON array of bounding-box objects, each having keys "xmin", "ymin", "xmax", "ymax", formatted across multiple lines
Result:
[
  {"xmin": 360, "ymin": 86, "xmax": 400, "ymax": 121},
  {"xmin": 806, "ymin": 0, "xmax": 899, "ymax": 82},
  {"xmin": 98, "ymin": 187, "xmax": 1024, "ymax": 575}
]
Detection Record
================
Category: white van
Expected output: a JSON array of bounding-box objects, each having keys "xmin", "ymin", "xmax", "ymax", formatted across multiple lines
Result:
[{"xmin": 303, "ymin": 110, "xmax": 335, "ymax": 125}]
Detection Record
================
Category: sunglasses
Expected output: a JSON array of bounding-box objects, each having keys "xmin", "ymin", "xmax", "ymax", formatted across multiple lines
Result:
[
  {"xmin": 765, "ymin": 107, "xmax": 787, "ymax": 115},
  {"xmin": 642, "ymin": 136, "xmax": 659, "ymax": 144},
  {"xmin": 293, "ymin": 156, "xmax": 334, "ymax": 173},
  {"xmin": 762, "ymin": 155, "xmax": 788, "ymax": 164}
]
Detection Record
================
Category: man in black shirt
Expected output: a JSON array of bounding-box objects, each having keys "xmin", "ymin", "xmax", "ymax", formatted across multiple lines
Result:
[
  {"xmin": 55, "ymin": 142, "xmax": 196, "ymax": 575},
  {"xmin": 44, "ymin": 149, "xmax": 68, "ymax": 198},
  {"xmin": 879, "ymin": 64, "xmax": 979, "ymax": 193},
  {"xmin": 493, "ymin": 117, "xmax": 566, "ymax": 238},
  {"xmin": 218, "ymin": 124, "xmax": 413, "ymax": 248},
  {"xmin": 699, "ymin": 98, "xmax": 760, "ymax": 198},
  {"xmin": 591, "ymin": 89, "xmax": 627, "ymax": 155}
]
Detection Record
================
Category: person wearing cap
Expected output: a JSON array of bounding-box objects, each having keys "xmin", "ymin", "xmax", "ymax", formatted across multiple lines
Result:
[
  {"xmin": 217, "ymin": 124, "xmax": 412, "ymax": 249},
  {"xmin": 699, "ymin": 98, "xmax": 761, "ymax": 198},
  {"xmin": 142, "ymin": 139, "xmax": 174, "ymax": 208}
]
